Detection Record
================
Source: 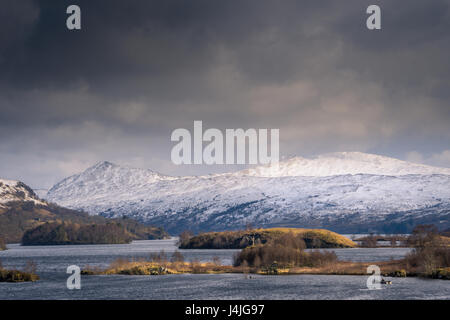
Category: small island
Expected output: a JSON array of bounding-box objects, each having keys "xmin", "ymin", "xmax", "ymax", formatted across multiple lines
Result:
[
  {"xmin": 0, "ymin": 261, "xmax": 39, "ymax": 283},
  {"xmin": 178, "ymin": 228, "xmax": 357, "ymax": 249},
  {"xmin": 0, "ymin": 269, "xmax": 39, "ymax": 282}
]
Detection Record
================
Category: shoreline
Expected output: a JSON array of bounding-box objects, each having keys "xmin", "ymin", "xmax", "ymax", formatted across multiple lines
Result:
[{"xmin": 81, "ymin": 260, "xmax": 449, "ymax": 280}]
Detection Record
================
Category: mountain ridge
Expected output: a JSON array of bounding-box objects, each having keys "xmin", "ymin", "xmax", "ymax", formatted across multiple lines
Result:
[
  {"xmin": 45, "ymin": 152, "xmax": 450, "ymax": 234},
  {"xmin": 237, "ymin": 152, "xmax": 450, "ymax": 177}
]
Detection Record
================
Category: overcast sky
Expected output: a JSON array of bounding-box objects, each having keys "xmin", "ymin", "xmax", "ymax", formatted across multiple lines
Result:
[{"xmin": 1, "ymin": 0, "xmax": 450, "ymax": 188}]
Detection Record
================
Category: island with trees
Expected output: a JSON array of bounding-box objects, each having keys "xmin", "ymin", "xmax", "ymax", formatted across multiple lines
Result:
[
  {"xmin": 178, "ymin": 227, "xmax": 357, "ymax": 249},
  {"xmin": 21, "ymin": 221, "xmax": 168, "ymax": 245}
]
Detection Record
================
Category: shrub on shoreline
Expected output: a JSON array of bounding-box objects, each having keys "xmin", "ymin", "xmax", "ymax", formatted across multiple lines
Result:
[
  {"xmin": 233, "ymin": 232, "xmax": 338, "ymax": 269},
  {"xmin": 0, "ymin": 269, "xmax": 39, "ymax": 282},
  {"xmin": 405, "ymin": 225, "xmax": 450, "ymax": 277},
  {"xmin": 0, "ymin": 259, "xmax": 39, "ymax": 282}
]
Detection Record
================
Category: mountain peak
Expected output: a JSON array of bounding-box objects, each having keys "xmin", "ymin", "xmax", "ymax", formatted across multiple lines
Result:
[
  {"xmin": 0, "ymin": 178, "xmax": 45, "ymax": 208},
  {"xmin": 89, "ymin": 161, "xmax": 117, "ymax": 171},
  {"xmin": 46, "ymin": 160, "xmax": 167, "ymax": 201},
  {"xmin": 0, "ymin": 178, "xmax": 18, "ymax": 186}
]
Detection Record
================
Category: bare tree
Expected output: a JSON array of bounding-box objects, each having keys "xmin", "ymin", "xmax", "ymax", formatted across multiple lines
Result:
[
  {"xmin": 389, "ymin": 235, "xmax": 398, "ymax": 247},
  {"xmin": 360, "ymin": 234, "xmax": 378, "ymax": 248},
  {"xmin": 178, "ymin": 230, "xmax": 193, "ymax": 246},
  {"xmin": 0, "ymin": 236, "xmax": 7, "ymax": 251},
  {"xmin": 170, "ymin": 251, "xmax": 185, "ymax": 263},
  {"xmin": 212, "ymin": 256, "xmax": 221, "ymax": 266},
  {"xmin": 24, "ymin": 260, "xmax": 37, "ymax": 274},
  {"xmin": 406, "ymin": 224, "xmax": 449, "ymax": 275}
]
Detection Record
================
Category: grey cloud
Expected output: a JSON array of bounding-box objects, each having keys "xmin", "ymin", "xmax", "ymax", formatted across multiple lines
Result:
[{"xmin": 0, "ymin": 0, "xmax": 449, "ymax": 187}]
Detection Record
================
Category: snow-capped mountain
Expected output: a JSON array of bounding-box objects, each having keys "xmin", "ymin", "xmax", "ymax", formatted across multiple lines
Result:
[
  {"xmin": 47, "ymin": 161, "xmax": 173, "ymax": 201},
  {"xmin": 237, "ymin": 152, "xmax": 450, "ymax": 177},
  {"xmin": 0, "ymin": 178, "xmax": 46, "ymax": 209},
  {"xmin": 46, "ymin": 153, "xmax": 450, "ymax": 234}
]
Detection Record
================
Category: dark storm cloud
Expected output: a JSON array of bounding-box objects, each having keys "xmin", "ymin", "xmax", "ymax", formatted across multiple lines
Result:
[{"xmin": 0, "ymin": 0, "xmax": 449, "ymax": 187}]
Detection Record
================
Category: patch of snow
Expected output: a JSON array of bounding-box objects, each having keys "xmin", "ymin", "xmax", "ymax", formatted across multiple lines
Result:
[
  {"xmin": 0, "ymin": 179, "xmax": 46, "ymax": 207},
  {"xmin": 238, "ymin": 152, "xmax": 450, "ymax": 177}
]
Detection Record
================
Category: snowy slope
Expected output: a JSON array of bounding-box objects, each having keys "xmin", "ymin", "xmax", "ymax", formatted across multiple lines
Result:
[
  {"xmin": 238, "ymin": 152, "xmax": 450, "ymax": 177},
  {"xmin": 0, "ymin": 178, "xmax": 46, "ymax": 208},
  {"xmin": 46, "ymin": 153, "xmax": 450, "ymax": 233},
  {"xmin": 47, "ymin": 161, "xmax": 174, "ymax": 202}
]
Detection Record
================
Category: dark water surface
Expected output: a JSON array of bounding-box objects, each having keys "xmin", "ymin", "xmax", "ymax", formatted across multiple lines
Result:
[{"xmin": 1, "ymin": 239, "xmax": 448, "ymax": 300}]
